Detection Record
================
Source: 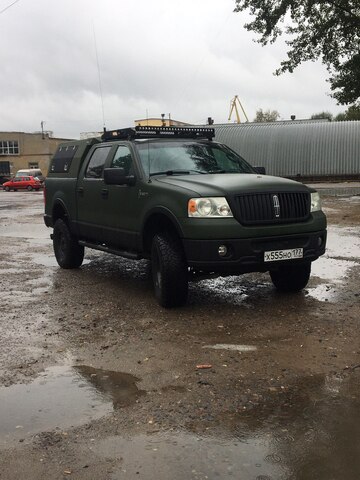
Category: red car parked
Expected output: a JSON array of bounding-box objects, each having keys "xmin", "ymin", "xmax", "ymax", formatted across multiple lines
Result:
[{"xmin": 2, "ymin": 176, "xmax": 42, "ymax": 191}]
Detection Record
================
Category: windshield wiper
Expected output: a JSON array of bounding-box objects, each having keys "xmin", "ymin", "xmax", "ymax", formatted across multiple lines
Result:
[
  {"xmin": 149, "ymin": 169, "xmax": 205, "ymax": 177},
  {"xmin": 208, "ymin": 169, "xmax": 243, "ymax": 174}
]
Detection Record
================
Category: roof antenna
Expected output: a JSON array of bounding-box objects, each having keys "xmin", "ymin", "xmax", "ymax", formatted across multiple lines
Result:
[{"xmin": 92, "ymin": 21, "xmax": 106, "ymax": 132}]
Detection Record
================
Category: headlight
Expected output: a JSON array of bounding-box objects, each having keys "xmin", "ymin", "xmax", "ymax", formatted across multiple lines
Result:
[
  {"xmin": 188, "ymin": 197, "xmax": 233, "ymax": 217},
  {"xmin": 310, "ymin": 192, "xmax": 322, "ymax": 212}
]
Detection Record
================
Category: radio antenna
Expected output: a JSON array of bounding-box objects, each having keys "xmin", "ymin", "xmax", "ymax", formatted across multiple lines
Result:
[{"xmin": 92, "ymin": 22, "xmax": 106, "ymax": 131}]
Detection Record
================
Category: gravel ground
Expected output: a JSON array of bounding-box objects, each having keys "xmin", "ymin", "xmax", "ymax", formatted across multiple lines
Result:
[{"xmin": 0, "ymin": 190, "xmax": 359, "ymax": 480}]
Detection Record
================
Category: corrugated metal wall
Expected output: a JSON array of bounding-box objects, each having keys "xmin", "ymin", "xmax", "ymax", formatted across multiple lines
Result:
[{"xmin": 213, "ymin": 121, "xmax": 360, "ymax": 177}]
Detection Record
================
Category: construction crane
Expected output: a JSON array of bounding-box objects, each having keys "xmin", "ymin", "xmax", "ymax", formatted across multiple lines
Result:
[{"xmin": 228, "ymin": 95, "xmax": 249, "ymax": 123}]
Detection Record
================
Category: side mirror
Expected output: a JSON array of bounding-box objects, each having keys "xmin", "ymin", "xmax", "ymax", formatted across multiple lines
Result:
[
  {"xmin": 254, "ymin": 166, "xmax": 266, "ymax": 175},
  {"xmin": 104, "ymin": 168, "xmax": 136, "ymax": 186}
]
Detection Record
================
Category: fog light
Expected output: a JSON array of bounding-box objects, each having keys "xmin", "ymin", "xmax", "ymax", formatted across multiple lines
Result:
[{"xmin": 218, "ymin": 245, "xmax": 228, "ymax": 257}]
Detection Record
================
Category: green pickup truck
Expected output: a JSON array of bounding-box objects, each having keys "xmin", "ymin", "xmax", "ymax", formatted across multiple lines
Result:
[{"xmin": 44, "ymin": 126, "xmax": 327, "ymax": 307}]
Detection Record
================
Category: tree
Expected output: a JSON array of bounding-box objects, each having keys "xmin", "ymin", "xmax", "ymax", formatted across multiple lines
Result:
[
  {"xmin": 310, "ymin": 111, "xmax": 333, "ymax": 121},
  {"xmin": 335, "ymin": 104, "xmax": 360, "ymax": 121},
  {"xmin": 334, "ymin": 112, "xmax": 347, "ymax": 122},
  {"xmin": 254, "ymin": 108, "xmax": 280, "ymax": 122},
  {"xmin": 234, "ymin": 1, "xmax": 360, "ymax": 105},
  {"xmin": 343, "ymin": 104, "xmax": 360, "ymax": 120}
]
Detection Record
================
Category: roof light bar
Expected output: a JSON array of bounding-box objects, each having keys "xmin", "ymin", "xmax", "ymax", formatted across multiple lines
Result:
[{"xmin": 101, "ymin": 126, "xmax": 215, "ymax": 141}]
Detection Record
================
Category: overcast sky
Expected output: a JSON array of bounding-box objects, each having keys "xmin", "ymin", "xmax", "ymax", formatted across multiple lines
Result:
[{"xmin": 0, "ymin": 0, "xmax": 345, "ymax": 138}]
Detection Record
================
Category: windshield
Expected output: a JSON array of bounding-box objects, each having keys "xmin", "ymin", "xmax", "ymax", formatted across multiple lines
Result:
[{"xmin": 136, "ymin": 141, "xmax": 255, "ymax": 176}]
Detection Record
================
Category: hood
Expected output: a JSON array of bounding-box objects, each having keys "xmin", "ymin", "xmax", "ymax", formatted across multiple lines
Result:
[{"xmin": 157, "ymin": 173, "xmax": 310, "ymax": 197}]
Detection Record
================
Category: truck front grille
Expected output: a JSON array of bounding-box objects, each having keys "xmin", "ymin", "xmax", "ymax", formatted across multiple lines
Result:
[{"xmin": 234, "ymin": 192, "xmax": 310, "ymax": 225}]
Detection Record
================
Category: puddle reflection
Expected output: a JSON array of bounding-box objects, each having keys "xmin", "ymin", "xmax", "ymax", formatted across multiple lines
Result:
[
  {"xmin": 98, "ymin": 431, "xmax": 286, "ymax": 479},
  {"xmin": 97, "ymin": 372, "xmax": 360, "ymax": 480},
  {"xmin": 0, "ymin": 365, "xmax": 144, "ymax": 446},
  {"xmin": 307, "ymin": 226, "xmax": 360, "ymax": 302}
]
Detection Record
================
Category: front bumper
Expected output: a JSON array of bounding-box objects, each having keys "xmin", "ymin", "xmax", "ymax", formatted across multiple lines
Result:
[{"xmin": 183, "ymin": 229, "xmax": 327, "ymax": 274}]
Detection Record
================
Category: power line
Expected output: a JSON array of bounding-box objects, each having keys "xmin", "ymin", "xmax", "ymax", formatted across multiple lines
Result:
[{"xmin": 0, "ymin": 0, "xmax": 21, "ymax": 15}]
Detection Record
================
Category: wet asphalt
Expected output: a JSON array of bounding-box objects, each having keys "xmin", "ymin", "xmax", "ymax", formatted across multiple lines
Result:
[{"xmin": 0, "ymin": 189, "xmax": 359, "ymax": 480}]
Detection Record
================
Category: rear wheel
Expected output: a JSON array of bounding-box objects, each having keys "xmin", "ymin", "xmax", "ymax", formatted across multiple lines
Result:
[
  {"xmin": 53, "ymin": 218, "xmax": 84, "ymax": 269},
  {"xmin": 151, "ymin": 232, "xmax": 188, "ymax": 308},
  {"xmin": 270, "ymin": 263, "xmax": 311, "ymax": 292},
  {"xmin": 27, "ymin": 185, "xmax": 33, "ymax": 191}
]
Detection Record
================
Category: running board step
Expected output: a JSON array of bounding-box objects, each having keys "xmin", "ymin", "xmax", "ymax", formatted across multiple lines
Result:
[{"xmin": 78, "ymin": 241, "xmax": 142, "ymax": 260}]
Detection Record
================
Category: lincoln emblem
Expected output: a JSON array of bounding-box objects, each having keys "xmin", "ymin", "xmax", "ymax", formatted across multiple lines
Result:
[{"xmin": 273, "ymin": 194, "xmax": 280, "ymax": 218}]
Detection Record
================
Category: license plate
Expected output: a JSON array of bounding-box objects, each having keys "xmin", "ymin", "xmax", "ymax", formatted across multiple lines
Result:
[{"xmin": 264, "ymin": 248, "xmax": 303, "ymax": 262}]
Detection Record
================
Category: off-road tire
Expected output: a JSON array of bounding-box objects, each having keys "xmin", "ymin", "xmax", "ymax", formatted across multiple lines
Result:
[
  {"xmin": 151, "ymin": 232, "xmax": 188, "ymax": 308},
  {"xmin": 27, "ymin": 185, "xmax": 33, "ymax": 191},
  {"xmin": 270, "ymin": 263, "xmax": 311, "ymax": 292},
  {"xmin": 53, "ymin": 218, "xmax": 84, "ymax": 269}
]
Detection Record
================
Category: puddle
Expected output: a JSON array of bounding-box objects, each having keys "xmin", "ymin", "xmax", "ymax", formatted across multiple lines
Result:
[
  {"xmin": 191, "ymin": 276, "xmax": 251, "ymax": 306},
  {"xmin": 203, "ymin": 344, "xmax": 257, "ymax": 352},
  {"xmin": 307, "ymin": 226, "xmax": 360, "ymax": 302},
  {"xmin": 317, "ymin": 187, "xmax": 360, "ymax": 196},
  {"xmin": 28, "ymin": 251, "xmax": 59, "ymax": 268},
  {"xmin": 74, "ymin": 365, "xmax": 145, "ymax": 408},
  {"xmin": 95, "ymin": 372, "xmax": 360, "ymax": 480},
  {"xmin": 0, "ymin": 269, "xmax": 54, "ymax": 303},
  {"xmin": 0, "ymin": 365, "xmax": 144, "ymax": 447},
  {"xmin": 0, "ymin": 203, "xmax": 17, "ymax": 209},
  {"xmin": 326, "ymin": 226, "xmax": 360, "ymax": 259},
  {"xmin": 97, "ymin": 431, "xmax": 286, "ymax": 479},
  {"xmin": 0, "ymin": 223, "xmax": 49, "ymax": 239}
]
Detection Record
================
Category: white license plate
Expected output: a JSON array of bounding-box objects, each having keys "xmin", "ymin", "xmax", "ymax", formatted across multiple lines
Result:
[{"xmin": 264, "ymin": 248, "xmax": 303, "ymax": 262}]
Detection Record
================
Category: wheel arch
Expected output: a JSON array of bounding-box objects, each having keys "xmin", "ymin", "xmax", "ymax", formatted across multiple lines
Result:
[
  {"xmin": 52, "ymin": 199, "xmax": 71, "ymax": 225},
  {"xmin": 141, "ymin": 207, "xmax": 184, "ymax": 256}
]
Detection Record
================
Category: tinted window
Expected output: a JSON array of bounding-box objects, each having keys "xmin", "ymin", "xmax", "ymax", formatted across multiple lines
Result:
[
  {"xmin": 85, "ymin": 147, "xmax": 111, "ymax": 178},
  {"xmin": 136, "ymin": 141, "xmax": 255, "ymax": 176},
  {"xmin": 50, "ymin": 146, "xmax": 78, "ymax": 174},
  {"xmin": 111, "ymin": 146, "xmax": 133, "ymax": 175}
]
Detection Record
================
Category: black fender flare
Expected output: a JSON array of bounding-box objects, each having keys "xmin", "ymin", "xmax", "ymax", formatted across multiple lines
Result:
[
  {"xmin": 140, "ymin": 206, "xmax": 185, "ymax": 251},
  {"xmin": 52, "ymin": 198, "xmax": 72, "ymax": 224}
]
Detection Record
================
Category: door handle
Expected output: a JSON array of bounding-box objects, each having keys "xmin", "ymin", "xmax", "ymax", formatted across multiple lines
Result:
[
  {"xmin": 101, "ymin": 188, "xmax": 109, "ymax": 199},
  {"xmin": 77, "ymin": 187, "xmax": 84, "ymax": 196}
]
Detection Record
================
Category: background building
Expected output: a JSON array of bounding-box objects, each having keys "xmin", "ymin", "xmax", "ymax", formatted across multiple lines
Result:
[
  {"xmin": 213, "ymin": 120, "xmax": 360, "ymax": 180},
  {"xmin": 0, "ymin": 131, "xmax": 73, "ymax": 176},
  {"xmin": 135, "ymin": 117, "xmax": 189, "ymax": 127}
]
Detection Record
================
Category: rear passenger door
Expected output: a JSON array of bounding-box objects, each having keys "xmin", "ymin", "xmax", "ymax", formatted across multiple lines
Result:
[{"xmin": 76, "ymin": 145, "xmax": 113, "ymax": 242}]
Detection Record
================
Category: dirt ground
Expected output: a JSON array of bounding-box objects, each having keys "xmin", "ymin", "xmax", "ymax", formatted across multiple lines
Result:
[{"xmin": 0, "ymin": 190, "xmax": 359, "ymax": 480}]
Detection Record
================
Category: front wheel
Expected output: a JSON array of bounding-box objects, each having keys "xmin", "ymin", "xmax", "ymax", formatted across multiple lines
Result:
[
  {"xmin": 4, "ymin": 186, "xmax": 10, "ymax": 192},
  {"xmin": 27, "ymin": 185, "xmax": 33, "ymax": 191},
  {"xmin": 53, "ymin": 218, "xmax": 84, "ymax": 269},
  {"xmin": 151, "ymin": 232, "xmax": 188, "ymax": 308},
  {"xmin": 270, "ymin": 263, "xmax": 311, "ymax": 292}
]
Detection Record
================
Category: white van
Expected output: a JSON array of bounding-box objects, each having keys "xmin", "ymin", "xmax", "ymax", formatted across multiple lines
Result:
[{"xmin": 15, "ymin": 169, "xmax": 44, "ymax": 182}]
